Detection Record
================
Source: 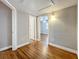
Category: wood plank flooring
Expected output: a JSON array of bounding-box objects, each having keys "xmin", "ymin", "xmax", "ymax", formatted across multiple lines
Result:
[{"xmin": 0, "ymin": 41, "xmax": 77, "ymax": 59}]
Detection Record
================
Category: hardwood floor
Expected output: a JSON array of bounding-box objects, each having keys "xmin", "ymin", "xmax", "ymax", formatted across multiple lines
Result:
[{"xmin": 0, "ymin": 41, "xmax": 77, "ymax": 59}]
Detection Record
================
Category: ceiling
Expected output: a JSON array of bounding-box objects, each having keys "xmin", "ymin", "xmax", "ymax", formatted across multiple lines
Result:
[{"xmin": 7, "ymin": 0, "xmax": 77, "ymax": 16}]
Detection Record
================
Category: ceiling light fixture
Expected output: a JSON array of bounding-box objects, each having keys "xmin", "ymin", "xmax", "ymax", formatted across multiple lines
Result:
[
  {"xmin": 50, "ymin": 0, "xmax": 55, "ymax": 5},
  {"xmin": 39, "ymin": 0, "xmax": 55, "ymax": 11}
]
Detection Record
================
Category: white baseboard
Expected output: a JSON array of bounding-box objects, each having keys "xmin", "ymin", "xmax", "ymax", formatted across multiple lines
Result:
[
  {"xmin": 17, "ymin": 42, "xmax": 30, "ymax": 48},
  {"xmin": 0, "ymin": 46, "xmax": 12, "ymax": 51},
  {"xmin": 49, "ymin": 43, "xmax": 77, "ymax": 54},
  {"xmin": 37, "ymin": 39, "xmax": 41, "ymax": 41},
  {"xmin": 0, "ymin": 42, "xmax": 30, "ymax": 51}
]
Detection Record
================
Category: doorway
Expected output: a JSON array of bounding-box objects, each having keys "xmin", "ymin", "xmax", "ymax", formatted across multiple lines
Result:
[{"xmin": 40, "ymin": 16, "xmax": 48, "ymax": 45}]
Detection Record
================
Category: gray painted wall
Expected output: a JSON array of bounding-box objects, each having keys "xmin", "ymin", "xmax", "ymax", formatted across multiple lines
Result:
[
  {"xmin": 17, "ymin": 10, "xmax": 31, "ymax": 45},
  {"xmin": 0, "ymin": 1, "xmax": 12, "ymax": 49},
  {"xmin": 49, "ymin": 6, "xmax": 77, "ymax": 50}
]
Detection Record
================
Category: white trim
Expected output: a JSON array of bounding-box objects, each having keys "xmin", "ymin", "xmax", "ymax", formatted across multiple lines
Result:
[
  {"xmin": 78, "ymin": 0, "xmax": 79, "ymax": 58},
  {"xmin": 12, "ymin": 8, "xmax": 17, "ymax": 50},
  {"xmin": 0, "ymin": 46, "xmax": 12, "ymax": 51},
  {"xmin": 1, "ymin": 0, "xmax": 15, "ymax": 10},
  {"xmin": 36, "ymin": 16, "xmax": 41, "ymax": 41},
  {"xmin": 49, "ymin": 43, "xmax": 77, "ymax": 54},
  {"xmin": 34, "ymin": 16, "xmax": 37, "ymax": 40},
  {"xmin": 17, "ymin": 42, "xmax": 30, "ymax": 48},
  {"xmin": 1, "ymin": 0, "xmax": 17, "ymax": 50}
]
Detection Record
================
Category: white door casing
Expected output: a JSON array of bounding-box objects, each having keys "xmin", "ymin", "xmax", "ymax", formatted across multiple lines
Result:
[
  {"xmin": 1, "ymin": 0, "xmax": 17, "ymax": 50},
  {"xmin": 36, "ymin": 17, "xmax": 41, "ymax": 40},
  {"xmin": 29, "ymin": 15, "xmax": 37, "ymax": 40}
]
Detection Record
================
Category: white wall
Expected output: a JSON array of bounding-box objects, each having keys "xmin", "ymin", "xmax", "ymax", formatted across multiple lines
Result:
[
  {"xmin": 17, "ymin": 10, "xmax": 31, "ymax": 46},
  {"xmin": 0, "ymin": 1, "xmax": 12, "ymax": 49},
  {"xmin": 49, "ymin": 5, "xmax": 77, "ymax": 50}
]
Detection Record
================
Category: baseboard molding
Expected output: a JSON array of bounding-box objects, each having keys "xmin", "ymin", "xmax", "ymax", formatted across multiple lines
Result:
[
  {"xmin": 0, "ymin": 46, "xmax": 12, "ymax": 51},
  {"xmin": 49, "ymin": 43, "xmax": 77, "ymax": 54},
  {"xmin": 17, "ymin": 42, "xmax": 30, "ymax": 48},
  {"xmin": 37, "ymin": 39, "xmax": 41, "ymax": 41}
]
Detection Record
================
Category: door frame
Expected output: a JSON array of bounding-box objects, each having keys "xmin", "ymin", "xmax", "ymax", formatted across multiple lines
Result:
[
  {"xmin": 1, "ymin": 0, "xmax": 17, "ymax": 50},
  {"xmin": 29, "ymin": 15, "xmax": 37, "ymax": 40},
  {"xmin": 37, "ymin": 15, "xmax": 49, "ymax": 42}
]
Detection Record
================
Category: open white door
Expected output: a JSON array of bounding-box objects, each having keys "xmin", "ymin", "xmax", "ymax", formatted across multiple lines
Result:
[{"xmin": 29, "ymin": 15, "xmax": 36, "ymax": 40}]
